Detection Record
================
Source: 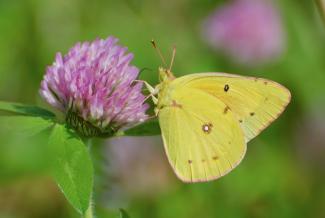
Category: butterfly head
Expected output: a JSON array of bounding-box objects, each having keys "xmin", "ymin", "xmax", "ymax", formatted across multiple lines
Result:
[
  {"xmin": 159, "ymin": 67, "xmax": 175, "ymax": 82},
  {"xmin": 151, "ymin": 40, "xmax": 177, "ymax": 82}
]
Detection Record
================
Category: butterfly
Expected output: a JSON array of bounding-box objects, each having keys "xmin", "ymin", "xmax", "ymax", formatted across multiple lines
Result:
[{"xmin": 143, "ymin": 41, "xmax": 291, "ymax": 183}]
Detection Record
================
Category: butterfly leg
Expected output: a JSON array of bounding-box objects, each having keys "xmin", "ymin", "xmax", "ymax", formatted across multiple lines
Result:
[
  {"xmin": 134, "ymin": 80, "xmax": 158, "ymax": 94},
  {"xmin": 154, "ymin": 107, "xmax": 160, "ymax": 116},
  {"xmin": 134, "ymin": 80, "xmax": 159, "ymax": 104},
  {"xmin": 142, "ymin": 93, "xmax": 158, "ymax": 104}
]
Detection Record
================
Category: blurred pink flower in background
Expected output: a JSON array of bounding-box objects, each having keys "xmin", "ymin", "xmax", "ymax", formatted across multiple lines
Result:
[
  {"xmin": 202, "ymin": 0, "xmax": 285, "ymax": 66},
  {"xmin": 296, "ymin": 105, "xmax": 325, "ymax": 172},
  {"xmin": 103, "ymin": 136, "xmax": 173, "ymax": 204}
]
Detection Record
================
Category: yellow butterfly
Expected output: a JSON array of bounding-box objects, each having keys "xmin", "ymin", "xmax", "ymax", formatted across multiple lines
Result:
[{"xmin": 144, "ymin": 41, "xmax": 291, "ymax": 183}]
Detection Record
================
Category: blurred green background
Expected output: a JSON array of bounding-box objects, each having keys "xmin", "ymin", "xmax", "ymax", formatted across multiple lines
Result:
[{"xmin": 0, "ymin": 0, "xmax": 325, "ymax": 217}]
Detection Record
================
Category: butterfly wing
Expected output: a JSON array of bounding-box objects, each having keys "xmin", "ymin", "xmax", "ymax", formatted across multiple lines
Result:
[
  {"xmin": 171, "ymin": 73, "xmax": 291, "ymax": 142},
  {"xmin": 158, "ymin": 88, "xmax": 246, "ymax": 182}
]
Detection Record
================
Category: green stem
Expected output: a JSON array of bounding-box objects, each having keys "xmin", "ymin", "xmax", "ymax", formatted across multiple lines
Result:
[
  {"xmin": 84, "ymin": 205, "xmax": 94, "ymax": 218},
  {"xmin": 85, "ymin": 139, "xmax": 95, "ymax": 218}
]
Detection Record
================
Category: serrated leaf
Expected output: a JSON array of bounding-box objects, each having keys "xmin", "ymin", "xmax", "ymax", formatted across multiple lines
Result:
[
  {"xmin": 49, "ymin": 124, "xmax": 93, "ymax": 215},
  {"xmin": 119, "ymin": 209, "xmax": 130, "ymax": 218},
  {"xmin": 124, "ymin": 119, "xmax": 161, "ymax": 136},
  {"xmin": 0, "ymin": 101, "xmax": 55, "ymax": 118}
]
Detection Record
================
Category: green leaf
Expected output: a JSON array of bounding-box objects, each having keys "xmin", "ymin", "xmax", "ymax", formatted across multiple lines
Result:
[
  {"xmin": 119, "ymin": 209, "xmax": 130, "ymax": 218},
  {"xmin": 0, "ymin": 101, "xmax": 55, "ymax": 118},
  {"xmin": 123, "ymin": 119, "xmax": 161, "ymax": 136},
  {"xmin": 0, "ymin": 116, "xmax": 54, "ymax": 137},
  {"xmin": 0, "ymin": 116, "xmax": 55, "ymax": 180},
  {"xmin": 49, "ymin": 124, "xmax": 93, "ymax": 215}
]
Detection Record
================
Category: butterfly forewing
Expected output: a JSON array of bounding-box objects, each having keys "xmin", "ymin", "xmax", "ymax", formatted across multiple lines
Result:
[
  {"xmin": 172, "ymin": 73, "xmax": 291, "ymax": 142},
  {"xmin": 158, "ymin": 88, "xmax": 246, "ymax": 182}
]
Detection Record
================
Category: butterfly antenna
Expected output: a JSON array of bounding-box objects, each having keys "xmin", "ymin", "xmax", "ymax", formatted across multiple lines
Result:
[
  {"xmin": 151, "ymin": 39, "xmax": 167, "ymax": 67},
  {"xmin": 169, "ymin": 45, "xmax": 176, "ymax": 71},
  {"xmin": 139, "ymin": 67, "xmax": 153, "ymax": 74}
]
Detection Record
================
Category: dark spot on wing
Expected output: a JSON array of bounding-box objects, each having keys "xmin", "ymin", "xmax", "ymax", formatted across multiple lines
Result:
[
  {"xmin": 171, "ymin": 100, "xmax": 182, "ymax": 108},
  {"xmin": 224, "ymin": 106, "xmax": 230, "ymax": 114},
  {"xmin": 224, "ymin": 84, "xmax": 229, "ymax": 92},
  {"xmin": 250, "ymin": 112, "xmax": 255, "ymax": 116},
  {"xmin": 264, "ymin": 81, "xmax": 268, "ymax": 85},
  {"xmin": 188, "ymin": 160, "xmax": 193, "ymax": 164},
  {"xmin": 239, "ymin": 119, "xmax": 243, "ymax": 123},
  {"xmin": 212, "ymin": 156, "xmax": 219, "ymax": 160},
  {"xmin": 202, "ymin": 123, "xmax": 213, "ymax": 134}
]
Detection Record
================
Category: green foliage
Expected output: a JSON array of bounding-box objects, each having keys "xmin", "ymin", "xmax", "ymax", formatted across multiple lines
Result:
[
  {"xmin": 0, "ymin": 103, "xmax": 153, "ymax": 216},
  {"xmin": 0, "ymin": 101, "xmax": 55, "ymax": 118},
  {"xmin": 0, "ymin": 0, "xmax": 325, "ymax": 217},
  {"xmin": 0, "ymin": 115, "xmax": 54, "ymax": 136},
  {"xmin": 119, "ymin": 209, "xmax": 131, "ymax": 218},
  {"xmin": 0, "ymin": 116, "xmax": 54, "ymax": 179},
  {"xmin": 49, "ymin": 124, "xmax": 94, "ymax": 215},
  {"xmin": 124, "ymin": 119, "xmax": 161, "ymax": 136}
]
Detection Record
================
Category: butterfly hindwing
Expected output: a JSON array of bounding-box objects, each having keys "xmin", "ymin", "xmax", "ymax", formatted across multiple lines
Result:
[
  {"xmin": 158, "ymin": 88, "xmax": 246, "ymax": 182},
  {"xmin": 171, "ymin": 73, "xmax": 291, "ymax": 142}
]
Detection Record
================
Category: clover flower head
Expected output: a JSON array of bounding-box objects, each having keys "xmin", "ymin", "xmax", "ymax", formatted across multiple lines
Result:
[
  {"xmin": 202, "ymin": 0, "xmax": 285, "ymax": 66},
  {"xmin": 40, "ymin": 36, "xmax": 149, "ymax": 136}
]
